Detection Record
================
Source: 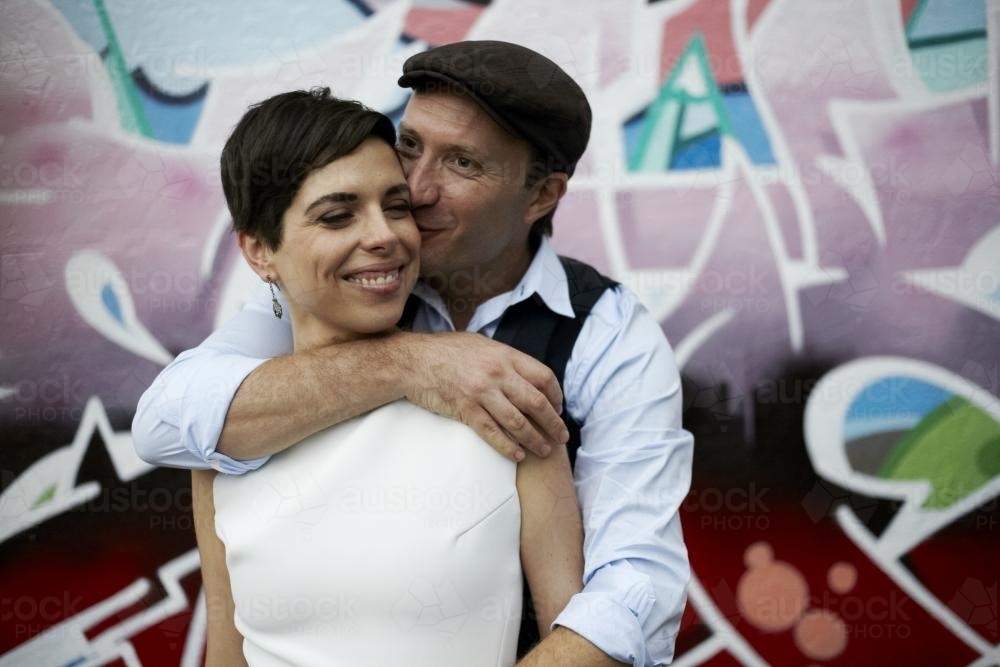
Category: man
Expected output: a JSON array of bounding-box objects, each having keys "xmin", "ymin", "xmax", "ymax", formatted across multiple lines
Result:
[{"xmin": 134, "ymin": 40, "xmax": 692, "ymax": 666}]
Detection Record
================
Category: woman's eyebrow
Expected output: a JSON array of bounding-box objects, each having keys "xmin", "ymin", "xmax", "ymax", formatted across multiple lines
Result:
[
  {"xmin": 383, "ymin": 183, "xmax": 411, "ymax": 199},
  {"xmin": 304, "ymin": 192, "xmax": 357, "ymax": 215}
]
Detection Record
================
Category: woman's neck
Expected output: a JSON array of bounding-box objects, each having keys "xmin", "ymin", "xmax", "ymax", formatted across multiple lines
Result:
[{"xmin": 288, "ymin": 311, "xmax": 363, "ymax": 353}]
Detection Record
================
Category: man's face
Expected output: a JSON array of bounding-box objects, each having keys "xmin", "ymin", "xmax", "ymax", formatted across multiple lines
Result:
[{"xmin": 396, "ymin": 90, "xmax": 538, "ymax": 304}]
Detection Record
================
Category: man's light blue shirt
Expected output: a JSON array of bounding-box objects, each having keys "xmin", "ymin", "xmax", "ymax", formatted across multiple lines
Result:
[{"xmin": 133, "ymin": 237, "xmax": 693, "ymax": 665}]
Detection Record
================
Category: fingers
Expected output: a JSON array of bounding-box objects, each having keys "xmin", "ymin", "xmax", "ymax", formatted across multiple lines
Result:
[
  {"xmin": 512, "ymin": 354, "xmax": 564, "ymax": 414},
  {"xmin": 479, "ymin": 387, "xmax": 558, "ymax": 458},
  {"xmin": 509, "ymin": 358, "xmax": 569, "ymax": 450},
  {"xmin": 463, "ymin": 404, "xmax": 526, "ymax": 462}
]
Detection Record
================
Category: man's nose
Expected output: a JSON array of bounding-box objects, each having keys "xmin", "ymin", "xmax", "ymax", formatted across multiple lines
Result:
[{"xmin": 406, "ymin": 156, "xmax": 440, "ymax": 208}]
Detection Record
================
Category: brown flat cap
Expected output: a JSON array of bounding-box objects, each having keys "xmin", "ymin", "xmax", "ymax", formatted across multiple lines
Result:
[{"xmin": 398, "ymin": 40, "xmax": 592, "ymax": 176}]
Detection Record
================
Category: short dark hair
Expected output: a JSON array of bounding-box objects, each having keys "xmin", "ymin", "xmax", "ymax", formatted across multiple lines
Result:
[{"xmin": 221, "ymin": 87, "xmax": 397, "ymax": 250}]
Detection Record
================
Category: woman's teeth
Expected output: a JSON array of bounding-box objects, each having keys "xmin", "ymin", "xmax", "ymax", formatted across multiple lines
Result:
[{"xmin": 346, "ymin": 270, "xmax": 399, "ymax": 286}]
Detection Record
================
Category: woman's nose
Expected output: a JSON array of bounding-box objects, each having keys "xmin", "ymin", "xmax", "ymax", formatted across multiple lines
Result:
[{"xmin": 360, "ymin": 210, "xmax": 400, "ymax": 253}]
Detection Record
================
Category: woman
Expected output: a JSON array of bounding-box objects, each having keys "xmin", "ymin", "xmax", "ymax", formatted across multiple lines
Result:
[{"xmin": 191, "ymin": 88, "xmax": 583, "ymax": 666}]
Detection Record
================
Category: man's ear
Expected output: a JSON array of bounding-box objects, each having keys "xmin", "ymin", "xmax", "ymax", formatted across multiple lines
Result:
[
  {"xmin": 237, "ymin": 231, "xmax": 276, "ymax": 282},
  {"xmin": 523, "ymin": 172, "xmax": 568, "ymax": 226}
]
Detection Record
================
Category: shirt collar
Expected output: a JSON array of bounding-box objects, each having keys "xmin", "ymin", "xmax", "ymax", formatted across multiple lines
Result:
[
  {"xmin": 518, "ymin": 235, "xmax": 575, "ymax": 318},
  {"xmin": 410, "ymin": 236, "xmax": 576, "ymax": 327}
]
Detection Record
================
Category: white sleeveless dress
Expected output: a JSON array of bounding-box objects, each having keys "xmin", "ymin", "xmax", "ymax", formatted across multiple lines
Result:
[{"xmin": 213, "ymin": 400, "xmax": 523, "ymax": 667}]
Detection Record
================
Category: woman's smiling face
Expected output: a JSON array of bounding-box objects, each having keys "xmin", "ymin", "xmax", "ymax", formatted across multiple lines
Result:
[{"xmin": 245, "ymin": 137, "xmax": 420, "ymax": 349}]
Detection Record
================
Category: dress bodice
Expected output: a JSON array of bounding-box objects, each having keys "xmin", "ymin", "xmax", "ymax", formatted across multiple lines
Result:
[{"xmin": 213, "ymin": 400, "xmax": 522, "ymax": 666}]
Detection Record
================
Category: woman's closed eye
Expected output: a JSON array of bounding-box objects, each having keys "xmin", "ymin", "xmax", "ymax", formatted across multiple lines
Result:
[
  {"xmin": 385, "ymin": 201, "xmax": 413, "ymax": 218},
  {"xmin": 319, "ymin": 211, "xmax": 353, "ymax": 226}
]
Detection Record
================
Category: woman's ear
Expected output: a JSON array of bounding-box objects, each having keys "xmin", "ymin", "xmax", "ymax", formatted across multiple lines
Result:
[
  {"xmin": 523, "ymin": 172, "xmax": 568, "ymax": 226},
  {"xmin": 238, "ymin": 232, "xmax": 276, "ymax": 282}
]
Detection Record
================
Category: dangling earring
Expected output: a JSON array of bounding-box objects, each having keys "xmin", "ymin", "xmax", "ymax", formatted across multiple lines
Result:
[{"xmin": 267, "ymin": 278, "xmax": 283, "ymax": 319}]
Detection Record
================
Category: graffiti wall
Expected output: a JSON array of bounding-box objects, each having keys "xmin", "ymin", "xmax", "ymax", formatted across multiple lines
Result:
[{"xmin": 1, "ymin": 0, "xmax": 997, "ymax": 664}]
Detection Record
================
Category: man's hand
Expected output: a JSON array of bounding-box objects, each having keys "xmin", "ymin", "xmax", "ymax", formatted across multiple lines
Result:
[
  {"xmin": 399, "ymin": 332, "xmax": 569, "ymax": 461},
  {"xmin": 517, "ymin": 626, "xmax": 628, "ymax": 666}
]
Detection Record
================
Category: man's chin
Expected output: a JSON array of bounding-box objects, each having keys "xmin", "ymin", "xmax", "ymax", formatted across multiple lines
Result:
[{"xmin": 417, "ymin": 253, "xmax": 450, "ymax": 284}]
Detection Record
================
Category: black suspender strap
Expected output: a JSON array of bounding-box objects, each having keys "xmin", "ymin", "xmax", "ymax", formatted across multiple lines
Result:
[
  {"xmin": 492, "ymin": 256, "xmax": 617, "ymax": 659},
  {"xmin": 493, "ymin": 256, "xmax": 618, "ymax": 466},
  {"xmin": 396, "ymin": 293, "xmax": 422, "ymax": 330}
]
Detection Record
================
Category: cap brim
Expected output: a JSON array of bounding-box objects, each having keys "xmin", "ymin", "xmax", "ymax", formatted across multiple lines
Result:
[{"xmin": 397, "ymin": 69, "xmax": 528, "ymax": 144}]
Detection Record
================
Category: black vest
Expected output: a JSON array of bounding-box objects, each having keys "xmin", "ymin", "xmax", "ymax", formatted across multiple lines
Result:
[{"xmin": 400, "ymin": 256, "xmax": 618, "ymax": 657}]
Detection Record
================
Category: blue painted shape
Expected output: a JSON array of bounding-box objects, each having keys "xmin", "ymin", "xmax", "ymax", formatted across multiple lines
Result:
[
  {"xmin": 101, "ymin": 284, "xmax": 124, "ymax": 325},
  {"xmin": 623, "ymin": 111, "xmax": 648, "ymax": 167},
  {"xmin": 721, "ymin": 92, "xmax": 776, "ymax": 165},
  {"xmin": 670, "ymin": 131, "xmax": 721, "ymax": 170},
  {"xmin": 50, "ymin": 0, "xmax": 106, "ymax": 53},
  {"xmin": 844, "ymin": 377, "xmax": 953, "ymax": 441},
  {"xmin": 679, "ymin": 100, "xmax": 719, "ymax": 141},
  {"xmin": 909, "ymin": 0, "xmax": 987, "ymax": 41},
  {"xmin": 135, "ymin": 83, "xmax": 207, "ymax": 144}
]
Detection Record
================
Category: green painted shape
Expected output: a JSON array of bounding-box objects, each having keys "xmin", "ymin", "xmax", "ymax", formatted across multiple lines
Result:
[
  {"xmin": 638, "ymin": 99, "xmax": 682, "ymax": 173},
  {"xmin": 878, "ymin": 396, "xmax": 1000, "ymax": 509},
  {"xmin": 629, "ymin": 33, "xmax": 732, "ymax": 173},
  {"xmin": 33, "ymin": 483, "xmax": 56, "ymax": 509},
  {"xmin": 906, "ymin": 0, "xmax": 930, "ymax": 39},
  {"xmin": 93, "ymin": 0, "xmax": 153, "ymax": 137},
  {"xmin": 910, "ymin": 38, "xmax": 988, "ymax": 92}
]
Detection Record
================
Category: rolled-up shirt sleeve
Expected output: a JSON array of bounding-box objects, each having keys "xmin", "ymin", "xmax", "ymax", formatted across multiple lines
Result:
[
  {"xmin": 131, "ymin": 281, "xmax": 293, "ymax": 474},
  {"xmin": 553, "ymin": 286, "xmax": 693, "ymax": 666}
]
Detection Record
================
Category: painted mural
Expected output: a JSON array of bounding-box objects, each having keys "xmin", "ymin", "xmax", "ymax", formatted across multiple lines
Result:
[{"xmin": 1, "ymin": 0, "xmax": 997, "ymax": 664}]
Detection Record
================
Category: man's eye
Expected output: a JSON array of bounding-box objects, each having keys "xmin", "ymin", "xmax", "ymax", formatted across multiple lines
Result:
[
  {"xmin": 452, "ymin": 155, "xmax": 478, "ymax": 171},
  {"xmin": 396, "ymin": 137, "xmax": 418, "ymax": 153}
]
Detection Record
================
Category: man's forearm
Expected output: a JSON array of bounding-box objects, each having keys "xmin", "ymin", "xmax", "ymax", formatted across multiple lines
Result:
[
  {"xmin": 518, "ymin": 626, "xmax": 627, "ymax": 667},
  {"xmin": 216, "ymin": 331, "xmax": 407, "ymax": 460}
]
